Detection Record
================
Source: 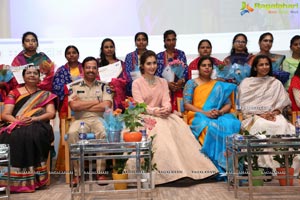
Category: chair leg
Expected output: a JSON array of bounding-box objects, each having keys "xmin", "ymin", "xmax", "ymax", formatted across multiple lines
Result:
[{"xmin": 65, "ymin": 142, "xmax": 70, "ymax": 184}]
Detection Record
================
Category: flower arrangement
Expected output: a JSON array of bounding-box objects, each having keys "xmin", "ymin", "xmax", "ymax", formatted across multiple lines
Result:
[
  {"xmin": 168, "ymin": 59, "xmax": 186, "ymax": 79},
  {"xmin": 101, "ymin": 97, "xmax": 157, "ymax": 142},
  {"xmin": 102, "ymin": 107, "xmax": 123, "ymax": 132},
  {"xmin": 168, "ymin": 59, "xmax": 185, "ymax": 67}
]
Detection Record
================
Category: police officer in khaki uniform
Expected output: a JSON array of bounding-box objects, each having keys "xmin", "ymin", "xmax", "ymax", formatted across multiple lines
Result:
[{"xmin": 67, "ymin": 56, "xmax": 113, "ymax": 184}]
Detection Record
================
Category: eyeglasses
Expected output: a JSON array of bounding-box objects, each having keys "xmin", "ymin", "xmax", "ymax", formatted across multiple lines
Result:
[{"xmin": 234, "ymin": 40, "xmax": 246, "ymax": 44}]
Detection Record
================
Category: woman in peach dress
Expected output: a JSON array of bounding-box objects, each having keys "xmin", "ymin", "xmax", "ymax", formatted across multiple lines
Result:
[{"xmin": 130, "ymin": 50, "xmax": 218, "ymax": 185}]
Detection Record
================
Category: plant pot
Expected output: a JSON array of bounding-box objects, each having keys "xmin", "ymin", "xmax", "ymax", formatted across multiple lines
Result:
[
  {"xmin": 123, "ymin": 132, "xmax": 142, "ymax": 142},
  {"xmin": 252, "ymin": 169, "xmax": 264, "ymax": 186},
  {"xmin": 107, "ymin": 130, "xmax": 121, "ymax": 143},
  {"xmin": 112, "ymin": 173, "xmax": 128, "ymax": 190},
  {"xmin": 276, "ymin": 167, "xmax": 294, "ymax": 186}
]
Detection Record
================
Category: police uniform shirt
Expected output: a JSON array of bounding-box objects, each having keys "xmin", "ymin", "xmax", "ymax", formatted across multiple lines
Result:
[{"xmin": 68, "ymin": 79, "xmax": 113, "ymax": 119}]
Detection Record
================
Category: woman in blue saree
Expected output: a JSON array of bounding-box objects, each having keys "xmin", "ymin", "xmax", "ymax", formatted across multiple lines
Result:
[{"xmin": 183, "ymin": 56, "xmax": 241, "ymax": 172}]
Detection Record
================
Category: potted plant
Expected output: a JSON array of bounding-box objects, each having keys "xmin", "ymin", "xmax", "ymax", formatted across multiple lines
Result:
[
  {"xmin": 273, "ymin": 147, "xmax": 296, "ymax": 186},
  {"xmin": 121, "ymin": 97, "xmax": 147, "ymax": 142},
  {"xmin": 112, "ymin": 155, "xmax": 129, "ymax": 190},
  {"xmin": 242, "ymin": 130, "xmax": 265, "ymax": 186},
  {"xmin": 140, "ymin": 135, "xmax": 157, "ymax": 189}
]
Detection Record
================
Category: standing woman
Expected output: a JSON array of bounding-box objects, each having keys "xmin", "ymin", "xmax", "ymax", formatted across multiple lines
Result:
[
  {"xmin": 98, "ymin": 38, "xmax": 128, "ymax": 110},
  {"xmin": 283, "ymin": 35, "xmax": 300, "ymax": 88},
  {"xmin": 124, "ymin": 32, "xmax": 148, "ymax": 97},
  {"xmin": 188, "ymin": 39, "xmax": 223, "ymax": 80},
  {"xmin": 11, "ymin": 31, "xmax": 54, "ymax": 90},
  {"xmin": 156, "ymin": 30, "xmax": 187, "ymax": 111},
  {"xmin": 0, "ymin": 66, "xmax": 56, "ymax": 192},
  {"xmin": 52, "ymin": 45, "xmax": 83, "ymax": 171},
  {"xmin": 220, "ymin": 33, "xmax": 252, "ymax": 84},
  {"xmin": 0, "ymin": 65, "xmax": 18, "ymax": 101},
  {"xmin": 249, "ymin": 32, "xmax": 285, "ymax": 72},
  {"xmin": 288, "ymin": 62, "xmax": 300, "ymax": 111}
]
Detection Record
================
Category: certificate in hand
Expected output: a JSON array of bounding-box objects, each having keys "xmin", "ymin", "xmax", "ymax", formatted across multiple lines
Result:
[
  {"xmin": 98, "ymin": 61, "xmax": 122, "ymax": 83},
  {"xmin": 162, "ymin": 65, "xmax": 175, "ymax": 82},
  {"xmin": 9, "ymin": 63, "xmax": 35, "ymax": 84}
]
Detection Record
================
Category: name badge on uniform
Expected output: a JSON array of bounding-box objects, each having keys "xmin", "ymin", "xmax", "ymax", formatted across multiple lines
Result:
[
  {"xmin": 68, "ymin": 88, "xmax": 73, "ymax": 95},
  {"xmin": 77, "ymin": 90, "xmax": 85, "ymax": 94},
  {"xmin": 106, "ymin": 87, "xmax": 112, "ymax": 94}
]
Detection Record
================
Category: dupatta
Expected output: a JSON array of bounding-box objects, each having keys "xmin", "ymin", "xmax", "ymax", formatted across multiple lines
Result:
[{"xmin": 0, "ymin": 90, "xmax": 56, "ymax": 134}]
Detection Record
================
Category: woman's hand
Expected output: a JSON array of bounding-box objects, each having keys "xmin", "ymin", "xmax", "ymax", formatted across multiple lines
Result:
[
  {"xmin": 108, "ymin": 82, "xmax": 116, "ymax": 92},
  {"xmin": 153, "ymin": 107, "xmax": 170, "ymax": 118},
  {"xmin": 168, "ymin": 82, "xmax": 180, "ymax": 92},
  {"xmin": 16, "ymin": 116, "xmax": 33, "ymax": 125},
  {"xmin": 204, "ymin": 109, "xmax": 223, "ymax": 119},
  {"xmin": 175, "ymin": 79, "xmax": 185, "ymax": 89},
  {"xmin": 258, "ymin": 112, "xmax": 276, "ymax": 121}
]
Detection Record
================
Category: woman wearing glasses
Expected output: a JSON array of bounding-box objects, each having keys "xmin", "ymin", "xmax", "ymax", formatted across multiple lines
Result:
[{"xmin": 219, "ymin": 33, "xmax": 252, "ymax": 84}]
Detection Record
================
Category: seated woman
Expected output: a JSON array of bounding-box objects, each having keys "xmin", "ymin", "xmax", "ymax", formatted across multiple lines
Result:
[
  {"xmin": 239, "ymin": 55, "xmax": 299, "ymax": 172},
  {"xmin": 131, "ymin": 50, "xmax": 218, "ymax": 185},
  {"xmin": 289, "ymin": 62, "xmax": 300, "ymax": 111},
  {"xmin": 183, "ymin": 56, "xmax": 241, "ymax": 173},
  {"xmin": 0, "ymin": 66, "xmax": 56, "ymax": 193}
]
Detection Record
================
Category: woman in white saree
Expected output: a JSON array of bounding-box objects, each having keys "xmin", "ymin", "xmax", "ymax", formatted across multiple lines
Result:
[{"xmin": 239, "ymin": 54, "xmax": 299, "ymax": 175}]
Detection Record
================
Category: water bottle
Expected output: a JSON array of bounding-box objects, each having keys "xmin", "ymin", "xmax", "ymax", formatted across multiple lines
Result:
[
  {"xmin": 140, "ymin": 129, "xmax": 147, "ymax": 147},
  {"xmin": 78, "ymin": 122, "xmax": 87, "ymax": 142},
  {"xmin": 141, "ymin": 129, "xmax": 147, "ymax": 142},
  {"xmin": 295, "ymin": 116, "xmax": 300, "ymax": 138}
]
